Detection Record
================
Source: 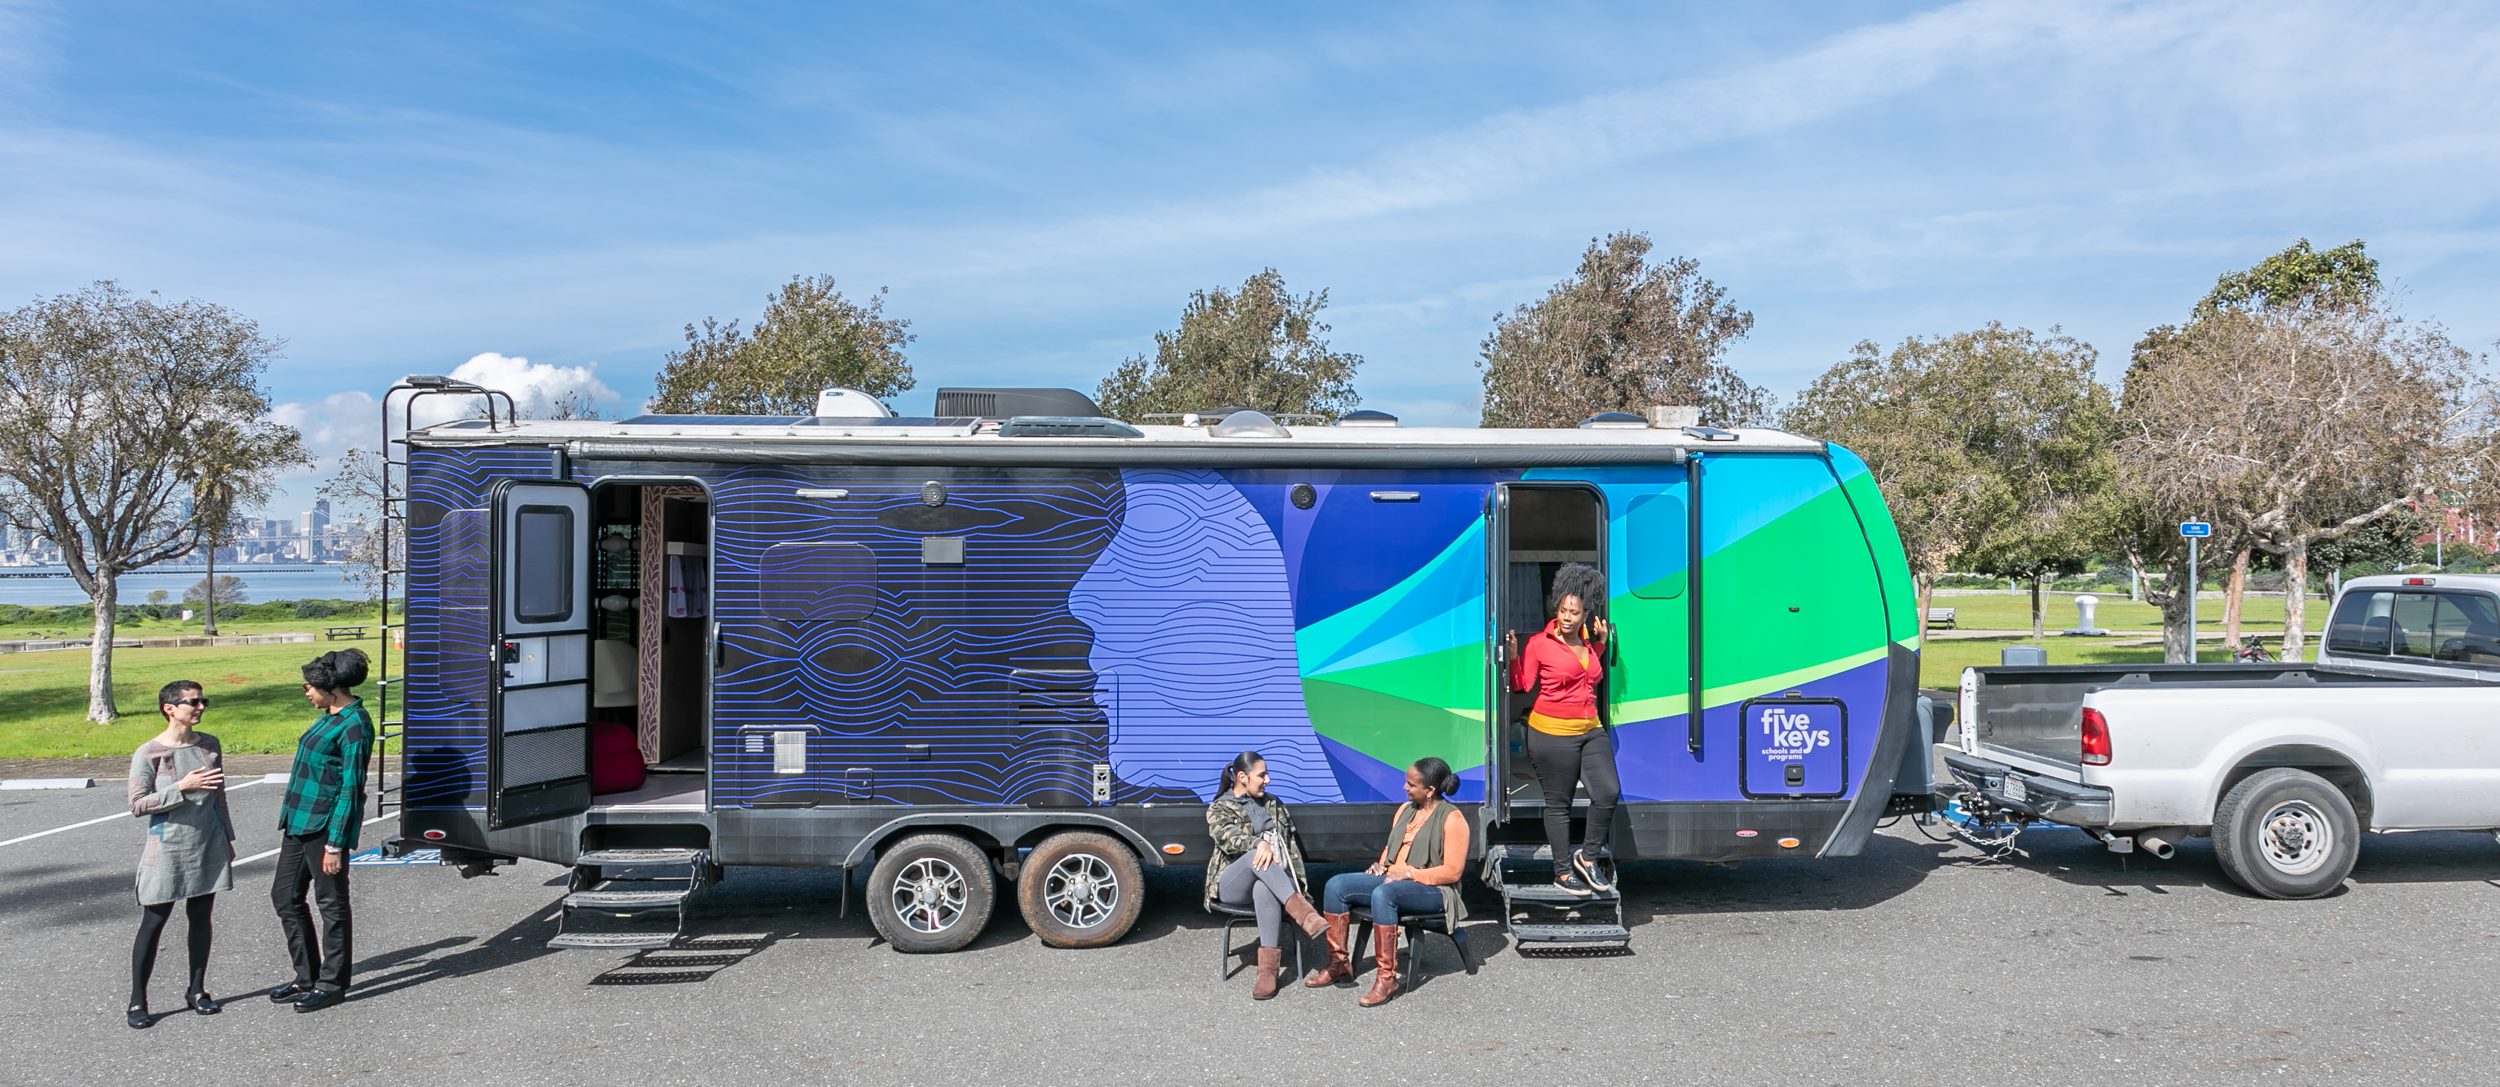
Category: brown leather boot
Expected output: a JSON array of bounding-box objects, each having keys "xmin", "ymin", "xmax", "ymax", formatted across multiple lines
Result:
[
  {"xmin": 1251, "ymin": 947, "xmax": 1283, "ymax": 1001},
  {"xmin": 1303, "ymin": 913, "xmax": 1354, "ymax": 987},
  {"xmin": 1358, "ymin": 924, "xmax": 1400, "ymax": 1007},
  {"xmin": 1282, "ymin": 893, "xmax": 1328, "ymax": 939}
]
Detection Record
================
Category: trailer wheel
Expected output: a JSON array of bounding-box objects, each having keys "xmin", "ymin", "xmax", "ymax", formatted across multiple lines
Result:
[
  {"xmin": 866, "ymin": 833, "xmax": 996, "ymax": 953},
  {"xmin": 1017, "ymin": 831, "xmax": 1145, "ymax": 949},
  {"xmin": 2213, "ymin": 769, "xmax": 2359, "ymax": 900}
]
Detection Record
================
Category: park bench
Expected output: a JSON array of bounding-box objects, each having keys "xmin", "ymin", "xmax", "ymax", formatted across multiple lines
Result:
[
  {"xmin": 1925, "ymin": 607, "xmax": 1957, "ymax": 629},
  {"xmin": 322, "ymin": 625, "xmax": 368, "ymax": 641}
]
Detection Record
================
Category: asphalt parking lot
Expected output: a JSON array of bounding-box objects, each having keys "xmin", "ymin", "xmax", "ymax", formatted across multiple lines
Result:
[{"xmin": 8, "ymin": 779, "xmax": 2500, "ymax": 1086}]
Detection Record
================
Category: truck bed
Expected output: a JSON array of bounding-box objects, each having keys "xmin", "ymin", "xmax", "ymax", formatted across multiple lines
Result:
[{"xmin": 1962, "ymin": 663, "xmax": 2424, "ymax": 774}]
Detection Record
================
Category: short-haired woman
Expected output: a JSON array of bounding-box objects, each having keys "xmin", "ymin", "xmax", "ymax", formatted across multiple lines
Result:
[
  {"xmin": 125, "ymin": 679, "xmax": 233, "ymax": 1028},
  {"xmin": 1504, "ymin": 562, "xmax": 1619, "ymax": 897},
  {"xmin": 1205, "ymin": 752, "xmax": 1329, "ymax": 1000},
  {"xmin": 268, "ymin": 649, "xmax": 374, "ymax": 1014},
  {"xmin": 1304, "ymin": 757, "xmax": 1470, "ymax": 1007}
]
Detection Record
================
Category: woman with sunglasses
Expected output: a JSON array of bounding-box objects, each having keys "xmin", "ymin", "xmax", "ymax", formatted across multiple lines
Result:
[{"xmin": 124, "ymin": 680, "xmax": 234, "ymax": 1028}]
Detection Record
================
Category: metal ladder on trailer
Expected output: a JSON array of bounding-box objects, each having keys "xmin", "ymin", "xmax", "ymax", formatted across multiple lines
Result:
[
  {"xmin": 371, "ymin": 379, "xmax": 517, "ymax": 828},
  {"xmin": 1480, "ymin": 843, "xmax": 1633, "ymax": 952}
]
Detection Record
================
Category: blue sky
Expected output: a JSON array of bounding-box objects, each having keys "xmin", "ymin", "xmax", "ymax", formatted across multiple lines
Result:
[{"xmin": 3, "ymin": 1, "xmax": 2496, "ymax": 513}]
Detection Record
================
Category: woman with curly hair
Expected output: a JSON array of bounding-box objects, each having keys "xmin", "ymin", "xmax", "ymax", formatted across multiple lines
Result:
[
  {"xmin": 1503, "ymin": 562, "xmax": 1619, "ymax": 897},
  {"xmin": 268, "ymin": 648, "xmax": 373, "ymax": 1013}
]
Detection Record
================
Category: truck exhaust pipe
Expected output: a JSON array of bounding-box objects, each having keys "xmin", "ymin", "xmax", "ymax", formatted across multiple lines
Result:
[{"xmin": 2136, "ymin": 827, "xmax": 2188, "ymax": 860}]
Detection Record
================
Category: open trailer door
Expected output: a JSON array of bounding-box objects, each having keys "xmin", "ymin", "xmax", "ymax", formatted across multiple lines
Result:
[{"xmin": 485, "ymin": 479, "xmax": 595, "ymax": 830}]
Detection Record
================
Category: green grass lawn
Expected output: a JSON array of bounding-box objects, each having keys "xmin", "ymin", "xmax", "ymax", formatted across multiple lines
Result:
[
  {"xmin": 1917, "ymin": 635, "xmax": 2185, "ymax": 687},
  {"xmin": 1933, "ymin": 591, "xmax": 2306, "ymax": 632},
  {"xmin": 0, "ymin": 610, "xmax": 386, "ymax": 642},
  {"xmin": 0, "ymin": 638, "xmax": 387, "ymax": 758}
]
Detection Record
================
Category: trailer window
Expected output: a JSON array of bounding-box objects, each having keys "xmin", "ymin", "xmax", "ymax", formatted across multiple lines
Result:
[
  {"xmin": 2324, "ymin": 590, "xmax": 2393, "ymax": 656},
  {"xmin": 513, "ymin": 506, "xmax": 573, "ymax": 624},
  {"xmin": 1626, "ymin": 493, "xmax": 1687, "ymax": 599},
  {"xmin": 763, "ymin": 542, "xmax": 878, "ymax": 622}
]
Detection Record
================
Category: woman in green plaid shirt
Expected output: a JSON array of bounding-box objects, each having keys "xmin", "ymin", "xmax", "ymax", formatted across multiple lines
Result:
[{"xmin": 267, "ymin": 649, "xmax": 372, "ymax": 1014}]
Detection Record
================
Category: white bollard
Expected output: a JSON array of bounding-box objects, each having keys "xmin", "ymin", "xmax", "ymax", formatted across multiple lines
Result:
[{"xmin": 2068, "ymin": 594, "xmax": 2106, "ymax": 636}]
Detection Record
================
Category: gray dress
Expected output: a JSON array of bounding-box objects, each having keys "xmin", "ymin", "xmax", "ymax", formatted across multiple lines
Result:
[{"xmin": 128, "ymin": 735, "xmax": 235, "ymax": 906}]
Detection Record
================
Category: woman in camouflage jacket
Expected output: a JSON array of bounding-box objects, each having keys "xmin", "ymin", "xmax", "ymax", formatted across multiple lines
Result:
[{"xmin": 1205, "ymin": 751, "xmax": 1328, "ymax": 1000}]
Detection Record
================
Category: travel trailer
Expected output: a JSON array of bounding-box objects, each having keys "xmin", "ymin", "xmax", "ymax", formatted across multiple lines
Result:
[{"xmin": 374, "ymin": 381, "xmax": 1929, "ymax": 954}]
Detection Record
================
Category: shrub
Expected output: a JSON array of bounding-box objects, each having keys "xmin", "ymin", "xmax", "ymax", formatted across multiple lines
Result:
[{"xmin": 292, "ymin": 600, "xmax": 339, "ymax": 619}]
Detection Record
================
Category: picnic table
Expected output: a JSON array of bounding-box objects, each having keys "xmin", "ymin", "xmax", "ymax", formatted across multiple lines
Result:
[{"xmin": 322, "ymin": 625, "xmax": 368, "ymax": 641}]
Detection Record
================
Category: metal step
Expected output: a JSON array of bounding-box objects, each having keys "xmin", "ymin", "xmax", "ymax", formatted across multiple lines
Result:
[
  {"xmin": 564, "ymin": 888, "xmax": 691, "ymax": 912},
  {"xmin": 547, "ymin": 931, "xmax": 679, "ymax": 951},
  {"xmin": 1510, "ymin": 922, "xmax": 1633, "ymax": 945},
  {"xmin": 576, "ymin": 848, "xmax": 705, "ymax": 867},
  {"xmin": 1503, "ymin": 882, "xmax": 1622, "ymax": 904},
  {"xmin": 1484, "ymin": 843, "xmax": 1615, "ymax": 866}
]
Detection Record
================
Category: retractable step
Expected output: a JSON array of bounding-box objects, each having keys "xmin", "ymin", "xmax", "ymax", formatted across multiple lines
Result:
[
  {"xmin": 1482, "ymin": 842, "xmax": 1632, "ymax": 951},
  {"xmin": 576, "ymin": 848, "xmax": 705, "ymax": 867},
  {"xmin": 1511, "ymin": 922, "xmax": 1635, "ymax": 945},
  {"xmin": 564, "ymin": 888, "xmax": 692, "ymax": 912},
  {"xmin": 546, "ymin": 931, "xmax": 681, "ymax": 951},
  {"xmin": 549, "ymin": 846, "xmax": 714, "ymax": 951}
]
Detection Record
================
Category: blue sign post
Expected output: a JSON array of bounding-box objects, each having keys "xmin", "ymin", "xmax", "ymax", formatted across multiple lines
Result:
[{"xmin": 2180, "ymin": 522, "xmax": 2211, "ymax": 661}]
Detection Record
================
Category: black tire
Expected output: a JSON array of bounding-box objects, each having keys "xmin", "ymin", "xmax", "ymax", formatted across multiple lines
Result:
[
  {"xmin": 865, "ymin": 833, "xmax": 997, "ymax": 953},
  {"xmin": 2212, "ymin": 768, "xmax": 2360, "ymax": 900},
  {"xmin": 1016, "ymin": 831, "xmax": 1146, "ymax": 949}
]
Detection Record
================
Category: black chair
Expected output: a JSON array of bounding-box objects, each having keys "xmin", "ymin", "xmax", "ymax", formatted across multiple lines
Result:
[
  {"xmin": 1209, "ymin": 899, "xmax": 1305, "ymax": 981},
  {"xmin": 1348, "ymin": 897, "xmax": 1479, "ymax": 986}
]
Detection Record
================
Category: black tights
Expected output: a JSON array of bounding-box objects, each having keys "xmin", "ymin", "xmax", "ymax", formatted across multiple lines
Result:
[
  {"xmin": 131, "ymin": 895, "xmax": 215, "ymax": 1006},
  {"xmin": 1526, "ymin": 728, "xmax": 1621, "ymax": 863}
]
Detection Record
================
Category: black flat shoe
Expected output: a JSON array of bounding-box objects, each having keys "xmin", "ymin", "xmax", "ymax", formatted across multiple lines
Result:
[
  {"xmin": 186, "ymin": 991, "xmax": 222, "ymax": 1015},
  {"xmin": 126, "ymin": 1003, "xmax": 154, "ymax": 1030},
  {"xmin": 293, "ymin": 988, "xmax": 344, "ymax": 1014},
  {"xmin": 268, "ymin": 982, "xmax": 312, "ymax": 1004}
]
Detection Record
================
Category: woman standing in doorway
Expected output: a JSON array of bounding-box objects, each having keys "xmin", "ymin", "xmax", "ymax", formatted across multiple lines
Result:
[
  {"xmin": 125, "ymin": 679, "xmax": 234, "ymax": 1028},
  {"xmin": 1204, "ymin": 752, "xmax": 1328, "ymax": 1001},
  {"xmin": 269, "ymin": 648, "xmax": 374, "ymax": 1014},
  {"xmin": 1505, "ymin": 562, "xmax": 1620, "ymax": 897}
]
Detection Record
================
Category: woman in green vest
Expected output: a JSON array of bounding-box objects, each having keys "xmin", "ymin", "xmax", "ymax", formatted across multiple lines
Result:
[{"xmin": 1304, "ymin": 757, "xmax": 1470, "ymax": 1007}]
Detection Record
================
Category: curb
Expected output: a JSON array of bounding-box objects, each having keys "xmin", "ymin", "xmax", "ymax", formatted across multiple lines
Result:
[{"xmin": 0, "ymin": 778, "xmax": 96, "ymax": 790}]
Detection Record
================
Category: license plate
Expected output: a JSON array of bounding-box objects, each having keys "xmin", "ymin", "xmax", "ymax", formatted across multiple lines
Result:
[{"xmin": 2001, "ymin": 774, "xmax": 2030, "ymax": 803}]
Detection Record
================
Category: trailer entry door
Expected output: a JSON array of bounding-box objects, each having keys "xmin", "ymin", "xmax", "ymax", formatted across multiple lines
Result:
[{"xmin": 486, "ymin": 479, "xmax": 595, "ymax": 830}]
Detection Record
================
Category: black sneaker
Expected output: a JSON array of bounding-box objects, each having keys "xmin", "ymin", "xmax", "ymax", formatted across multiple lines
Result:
[
  {"xmin": 1553, "ymin": 869, "xmax": 1595, "ymax": 897},
  {"xmin": 1574, "ymin": 849, "xmax": 1616, "ymax": 893}
]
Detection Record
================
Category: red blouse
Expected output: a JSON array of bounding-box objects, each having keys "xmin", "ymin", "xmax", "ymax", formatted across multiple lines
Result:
[{"xmin": 1511, "ymin": 619, "xmax": 1606, "ymax": 719}]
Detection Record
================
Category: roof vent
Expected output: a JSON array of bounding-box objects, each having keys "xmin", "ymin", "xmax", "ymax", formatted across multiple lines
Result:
[
  {"xmin": 1336, "ymin": 409, "xmax": 1400, "ymax": 428},
  {"xmin": 1681, "ymin": 425, "xmax": 1740, "ymax": 442},
  {"xmin": 815, "ymin": 388, "xmax": 894, "ymax": 418},
  {"xmin": 1579, "ymin": 411, "xmax": 1648, "ymax": 430},
  {"xmin": 1211, "ymin": 410, "xmax": 1291, "ymax": 439},
  {"xmin": 996, "ymin": 416, "xmax": 1144, "ymax": 439}
]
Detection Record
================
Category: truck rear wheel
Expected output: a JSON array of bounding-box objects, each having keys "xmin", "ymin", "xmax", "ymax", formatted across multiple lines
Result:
[
  {"xmin": 1016, "ymin": 831, "xmax": 1145, "ymax": 949},
  {"xmin": 2213, "ymin": 768, "xmax": 2359, "ymax": 900},
  {"xmin": 866, "ymin": 833, "xmax": 997, "ymax": 953}
]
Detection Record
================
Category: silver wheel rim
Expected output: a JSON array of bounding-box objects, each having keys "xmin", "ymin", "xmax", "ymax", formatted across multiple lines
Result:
[
  {"xmin": 2259, "ymin": 800, "xmax": 2333, "ymax": 876},
  {"xmin": 893, "ymin": 857, "xmax": 968, "ymax": 935},
  {"xmin": 1043, "ymin": 852, "xmax": 1119, "ymax": 930}
]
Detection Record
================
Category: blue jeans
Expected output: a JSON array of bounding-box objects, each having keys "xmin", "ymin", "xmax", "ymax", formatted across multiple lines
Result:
[{"xmin": 1321, "ymin": 871, "xmax": 1441, "ymax": 925}]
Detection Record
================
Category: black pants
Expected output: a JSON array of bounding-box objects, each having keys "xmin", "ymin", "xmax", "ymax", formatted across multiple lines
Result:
[
  {"xmin": 271, "ymin": 833, "xmax": 353, "ymax": 993},
  {"xmin": 1526, "ymin": 727, "xmax": 1621, "ymax": 863},
  {"xmin": 131, "ymin": 894, "xmax": 215, "ymax": 1004}
]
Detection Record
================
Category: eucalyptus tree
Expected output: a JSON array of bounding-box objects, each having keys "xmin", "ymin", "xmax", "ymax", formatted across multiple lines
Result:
[
  {"xmin": 1096, "ymin": 269, "xmax": 1362, "ymax": 423},
  {"xmin": 1479, "ymin": 232, "xmax": 1768, "ymax": 428}
]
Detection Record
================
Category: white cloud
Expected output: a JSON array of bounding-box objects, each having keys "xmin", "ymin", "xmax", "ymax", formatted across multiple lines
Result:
[{"xmin": 259, "ymin": 352, "xmax": 621, "ymax": 515}]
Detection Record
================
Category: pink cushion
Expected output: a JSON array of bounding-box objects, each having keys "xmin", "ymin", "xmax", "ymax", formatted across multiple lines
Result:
[{"xmin": 588, "ymin": 721, "xmax": 647, "ymax": 795}]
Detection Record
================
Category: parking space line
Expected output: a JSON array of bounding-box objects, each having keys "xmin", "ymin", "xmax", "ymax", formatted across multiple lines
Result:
[
  {"xmin": 235, "ymin": 811, "xmax": 399, "ymax": 866},
  {"xmin": 0, "ymin": 779, "xmax": 270, "ymax": 849}
]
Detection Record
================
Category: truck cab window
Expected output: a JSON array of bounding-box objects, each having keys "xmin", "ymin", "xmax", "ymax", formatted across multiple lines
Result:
[{"xmin": 2324, "ymin": 589, "xmax": 2393, "ymax": 656}]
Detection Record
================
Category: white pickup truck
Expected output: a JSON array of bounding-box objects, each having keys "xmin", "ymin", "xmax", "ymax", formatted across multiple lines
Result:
[{"xmin": 1944, "ymin": 573, "xmax": 2500, "ymax": 899}]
